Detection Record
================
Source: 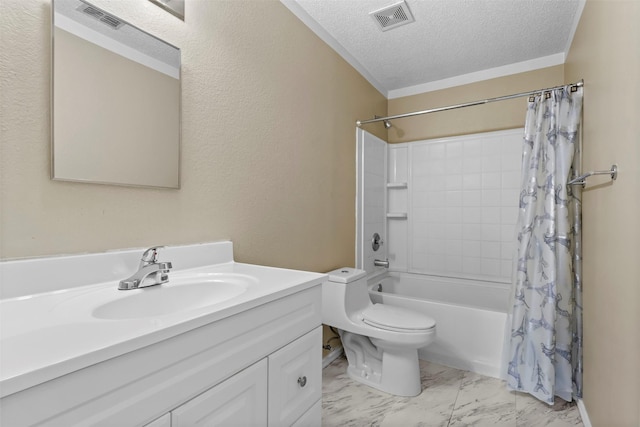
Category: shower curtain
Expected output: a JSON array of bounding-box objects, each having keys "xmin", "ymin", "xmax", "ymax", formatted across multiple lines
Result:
[{"xmin": 506, "ymin": 85, "xmax": 583, "ymax": 404}]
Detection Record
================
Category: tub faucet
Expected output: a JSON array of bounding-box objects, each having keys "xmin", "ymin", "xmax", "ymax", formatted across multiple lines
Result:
[
  {"xmin": 118, "ymin": 246, "xmax": 173, "ymax": 290},
  {"xmin": 374, "ymin": 258, "xmax": 389, "ymax": 268}
]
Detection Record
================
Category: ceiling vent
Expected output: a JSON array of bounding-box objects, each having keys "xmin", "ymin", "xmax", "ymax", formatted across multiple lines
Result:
[
  {"xmin": 77, "ymin": 4, "xmax": 125, "ymax": 29},
  {"xmin": 370, "ymin": 1, "xmax": 415, "ymax": 32}
]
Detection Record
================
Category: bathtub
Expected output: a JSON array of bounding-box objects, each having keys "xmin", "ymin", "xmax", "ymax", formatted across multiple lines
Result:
[{"xmin": 368, "ymin": 271, "xmax": 509, "ymax": 379}]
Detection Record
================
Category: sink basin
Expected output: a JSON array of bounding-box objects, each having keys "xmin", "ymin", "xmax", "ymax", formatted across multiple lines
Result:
[{"xmin": 92, "ymin": 275, "xmax": 250, "ymax": 320}]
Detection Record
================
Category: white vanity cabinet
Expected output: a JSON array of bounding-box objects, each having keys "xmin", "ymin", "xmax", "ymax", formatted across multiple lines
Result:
[
  {"xmin": 1, "ymin": 286, "xmax": 322, "ymax": 427},
  {"xmin": 147, "ymin": 327, "xmax": 322, "ymax": 427},
  {"xmin": 170, "ymin": 358, "xmax": 268, "ymax": 426}
]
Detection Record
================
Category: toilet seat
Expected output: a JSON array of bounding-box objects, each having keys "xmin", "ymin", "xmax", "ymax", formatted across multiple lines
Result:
[{"xmin": 361, "ymin": 304, "xmax": 436, "ymax": 332}]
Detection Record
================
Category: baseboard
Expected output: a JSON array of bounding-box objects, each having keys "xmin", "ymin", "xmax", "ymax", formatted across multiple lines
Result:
[
  {"xmin": 577, "ymin": 399, "xmax": 591, "ymax": 427},
  {"xmin": 322, "ymin": 346, "xmax": 344, "ymax": 369}
]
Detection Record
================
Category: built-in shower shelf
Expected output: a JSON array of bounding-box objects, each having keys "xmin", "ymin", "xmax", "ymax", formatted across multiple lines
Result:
[
  {"xmin": 386, "ymin": 213, "xmax": 408, "ymax": 219},
  {"xmin": 386, "ymin": 182, "xmax": 408, "ymax": 189}
]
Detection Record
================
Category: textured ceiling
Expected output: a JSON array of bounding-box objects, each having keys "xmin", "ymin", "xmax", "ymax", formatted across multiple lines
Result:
[{"xmin": 283, "ymin": 0, "xmax": 584, "ymax": 97}]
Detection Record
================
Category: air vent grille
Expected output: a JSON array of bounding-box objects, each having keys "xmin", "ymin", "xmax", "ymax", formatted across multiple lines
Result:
[
  {"xmin": 370, "ymin": 1, "xmax": 415, "ymax": 32},
  {"xmin": 77, "ymin": 4, "xmax": 124, "ymax": 29}
]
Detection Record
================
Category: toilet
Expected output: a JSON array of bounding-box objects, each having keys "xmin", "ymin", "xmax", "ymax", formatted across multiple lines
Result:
[{"xmin": 322, "ymin": 268, "xmax": 436, "ymax": 396}]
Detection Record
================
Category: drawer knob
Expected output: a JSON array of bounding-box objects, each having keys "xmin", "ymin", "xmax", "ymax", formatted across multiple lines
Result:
[{"xmin": 297, "ymin": 376, "xmax": 307, "ymax": 388}]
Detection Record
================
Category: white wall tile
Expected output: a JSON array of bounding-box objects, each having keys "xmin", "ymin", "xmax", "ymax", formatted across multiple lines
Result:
[
  {"xmin": 482, "ymin": 172, "xmax": 501, "ymax": 189},
  {"xmin": 481, "ymin": 206, "xmax": 501, "ymax": 224},
  {"xmin": 463, "ymin": 257, "xmax": 482, "ymax": 275},
  {"xmin": 445, "ymin": 255, "xmax": 463, "ymax": 273},
  {"xmin": 463, "ymin": 240, "xmax": 482, "ymax": 257},
  {"xmin": 463, "ymin": 173, "xmax": 482, "ymax": 190},
  {"xmin": 462, "ymin": 157, "xmax": 483, "ymax": 173},
  {"xmin": 446, "ymin": 141, "xmax": 463, "ymax": 158},
  {"xmin": 482, "ymin": 155, "xmax": 502, "ymax": 172},
  {"xmin": 481, "ymin": 258, "xmax": 501, "ymax": 276},
  {"xmin": 395, "ymin": 128, "xmax": 524, "ymax": 282},
  {"xmin": 482, "ymin": 189, "xmax": 501, "ymax": 206},
  {"xmin": 481, "ymin": 224, "xmax": 501, "ymax": 241},
  {"xmin": 446, "ymin": 191, "xmax": 463, "ymax": 207},
  {"xmin": 463, "ymin": 207, "xmax": 482, "ymax": 223},
  {"xmin": 463, "ymin": 139, "xmax": 483, "ymax": 158},
  {"xmin": 445, "ymin": 174, "xmax": 463, "ymax": 190},
  {"xmin": 463, "ymin": 224, "xmax": 482, "ymax": 241},
  {"xmin": 442, "ymin": 221, "xmax": 459, "ymax": 237},
  {"xmin": 481, "ymin": 241, "xmax": 501, "ymax": 259},
  {"xmin": 501, "ymin": 241, "xmax": 515, "ymax": 260},
  {"xmin": 501, "ymin": 260, "xmax": 513, "ymax": 278},
  {"xmin": 463, "ymin": 190, "xmax": 482, "ymax": 206},
  {"xmin": 429, "ymin": 144, "xmax": 446, "ymax": 159},
  {"xmin": 501, "ymin": 207, "xmax": 519, "ymax": 225},
  {"xmin": 501, "ymin": 171, "xmax": 521, "ymax": 189},
  {"xmin": 446, "ymin": 157, "xmax": 463, "ymax": 174},
  {"xmin": 501, "ymin": 188, "xmax": 521, "ymax": 207},
  {"xmin": 482, "ymin": 138, "xmax": 502, "ymax": 156},
  {"xmin": 501, "ymin": 224, "xmax": 517, "ymax": 242}
]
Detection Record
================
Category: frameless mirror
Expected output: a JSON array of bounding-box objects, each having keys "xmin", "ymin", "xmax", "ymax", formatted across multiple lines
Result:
[{"xmin": 52, "ymin": 0, "xmax": 181, "ymax": 188}]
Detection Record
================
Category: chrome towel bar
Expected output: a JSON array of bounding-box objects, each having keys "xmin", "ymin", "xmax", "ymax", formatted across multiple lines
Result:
[{"xmin": 568, "ymin": 164, "xmax": 618, "ymax": 186}]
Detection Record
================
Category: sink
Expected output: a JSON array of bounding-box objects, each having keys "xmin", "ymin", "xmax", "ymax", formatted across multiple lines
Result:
[{"xmin": 92, "ymin": 275, "xmax": 251, "ymax": 320}]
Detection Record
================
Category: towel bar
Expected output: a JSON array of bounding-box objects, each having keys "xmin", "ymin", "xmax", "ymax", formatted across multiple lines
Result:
[{"xmin": 568, "ymin": 164, "xmax": 617, "ymax": 186}]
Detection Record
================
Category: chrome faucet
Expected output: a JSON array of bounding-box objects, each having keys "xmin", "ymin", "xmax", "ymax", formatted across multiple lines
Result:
[
  {"xmin": 374, "ymin": 258, "xmax": 389, "ymax": 268},
  {"xmin": 118, "ymin": 246, "xmax": 173, "ymax": 290}
]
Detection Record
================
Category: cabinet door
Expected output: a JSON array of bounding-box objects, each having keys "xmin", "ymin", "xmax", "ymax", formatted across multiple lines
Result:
[
  {"xmin": 172, "ymin": 358, "xmax": 268, "ymax": 427},
  {"xmin": 268, "ymin": 327, "xmax": 322, "ymax": 427}
]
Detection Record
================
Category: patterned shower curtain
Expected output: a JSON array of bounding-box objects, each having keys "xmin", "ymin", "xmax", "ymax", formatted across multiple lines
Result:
[{"xmin": 506, "ymin": 85, "xmax": 583, "ymax": 404}]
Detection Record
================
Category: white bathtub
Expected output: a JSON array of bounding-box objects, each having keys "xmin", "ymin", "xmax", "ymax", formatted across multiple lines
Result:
[{"xmin": 368, "ymin": 272, "xmax": 509, "ymax": 379}]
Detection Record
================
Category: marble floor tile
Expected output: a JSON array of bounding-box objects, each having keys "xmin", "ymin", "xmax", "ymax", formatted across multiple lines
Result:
[
  {"xmin": 322, "ymin": 355, "xmax": 584, "ymax": 427},
  {"xmin": 322, "ymin": 357, "xmax": 464, "ymax": 427},
  {"xmin": 448, "ymin": 371, "xmax": 517, "ymax": 426},
  {"xmin": 515, "ymin": 393, "xmax": 583, "ymax": 427}
]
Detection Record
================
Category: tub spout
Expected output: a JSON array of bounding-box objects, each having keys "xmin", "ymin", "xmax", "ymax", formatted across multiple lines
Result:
[{"xmin": 374, "ymin": 259, "xmax": 389, "ymax": 268}]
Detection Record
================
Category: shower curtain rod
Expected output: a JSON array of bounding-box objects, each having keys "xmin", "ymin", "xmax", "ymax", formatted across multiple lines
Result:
[{"xmin": 356, "ymin": 79, "xmax": 584, "ymax": 127}]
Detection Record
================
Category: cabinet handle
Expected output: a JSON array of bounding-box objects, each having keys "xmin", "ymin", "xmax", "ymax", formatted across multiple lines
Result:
[{"xmin": 297, "ymin": 376, "xmax": 307, "ymax": 388}]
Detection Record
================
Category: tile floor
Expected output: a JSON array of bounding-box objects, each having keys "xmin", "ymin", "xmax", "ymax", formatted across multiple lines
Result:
[{"xmin": 322, "ymin": 356, "xmax": 584, "ymax": 427}]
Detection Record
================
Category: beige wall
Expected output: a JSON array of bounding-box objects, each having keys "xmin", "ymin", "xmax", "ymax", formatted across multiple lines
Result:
[
  {"xmin": 387, "ymin": 65, "xmax": 564, "ymax": 143},
  {"xmin": 0, "ymin": 0, "xmax": 386, "ymax": 276},
  {"xmin": 565, "ymin": 1, "xmax": 640, "ymax": 425}
]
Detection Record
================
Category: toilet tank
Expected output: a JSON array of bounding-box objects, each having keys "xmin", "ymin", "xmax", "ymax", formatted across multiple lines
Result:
[
  {"xmin": 326, "ymin": 268, "xmax": 372, "ymax": 318},
  {"xmin": 327, "ymin": 267, "xmax": 367, "ymax": 284}
]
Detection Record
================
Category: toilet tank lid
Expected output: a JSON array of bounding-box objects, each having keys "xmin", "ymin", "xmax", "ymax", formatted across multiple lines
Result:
[{"xmin": 326, "ymin": 267, "xmax": 367, "ymax": 283}]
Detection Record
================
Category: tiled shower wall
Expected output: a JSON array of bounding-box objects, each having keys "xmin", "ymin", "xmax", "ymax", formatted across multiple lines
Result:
[{"xmin": 388, "ymin": 129, "xmax": 523, "ymax": 283}]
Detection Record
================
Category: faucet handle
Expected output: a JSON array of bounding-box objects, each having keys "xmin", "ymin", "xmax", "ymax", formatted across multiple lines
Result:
[{"xmin": 141, "ymin": 246, "xmax": 165, "ymax": 264}]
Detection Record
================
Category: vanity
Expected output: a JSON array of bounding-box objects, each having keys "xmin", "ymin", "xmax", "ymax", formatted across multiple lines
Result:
[{"xmin": 0, "ymin": 242, "xmax": 326, "ymax": 426}]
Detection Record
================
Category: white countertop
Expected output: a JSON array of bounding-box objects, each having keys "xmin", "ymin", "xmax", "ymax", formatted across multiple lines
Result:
[{"xmin": 0, "ymin": 242, "xmax": 326, "ymax": 398}]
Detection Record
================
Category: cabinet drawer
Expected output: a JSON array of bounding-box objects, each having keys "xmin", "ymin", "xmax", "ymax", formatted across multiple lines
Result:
[
  {"xmin": 268, "ymin": 327, "xmax": 322, "ymax": 427},
  {"xmin": 172, "ymin": 359, "xmax": 268, "ymax": 427}
]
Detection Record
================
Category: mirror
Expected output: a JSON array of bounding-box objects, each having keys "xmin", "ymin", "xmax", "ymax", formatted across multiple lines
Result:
[{"xmin": 52, "ymin": 0, "xmax": 181, "ymax": 188}]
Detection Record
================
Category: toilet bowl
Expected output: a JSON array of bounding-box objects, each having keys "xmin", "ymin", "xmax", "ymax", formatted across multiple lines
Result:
[{"xmin": 322, "ymin": 268, "xmax": 436, "ymax": 396}]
